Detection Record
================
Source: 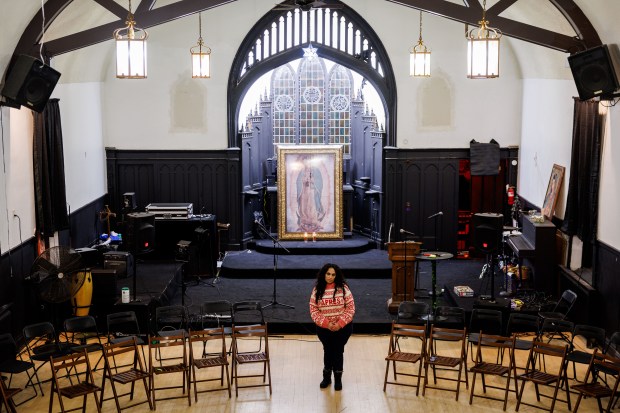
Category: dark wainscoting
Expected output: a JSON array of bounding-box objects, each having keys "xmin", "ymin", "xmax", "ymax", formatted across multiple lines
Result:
[
  {"xmin": 384, "ymin": 147, "xmax": 518, "ymax": 253},
  {"xmin": 105, "ymin": 148, "xmax": 241, "ymax": 249},
  {"xmin": 0, "ymin": 238, "xmax": 37, "ymax": 338},
  {"xmin": 595, "ymin": 241, "xmax": 620, "ymax": 334}
]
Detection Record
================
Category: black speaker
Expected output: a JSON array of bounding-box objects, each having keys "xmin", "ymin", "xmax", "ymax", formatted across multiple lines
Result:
[
  {"xmin": 103, "ymin": 251, "xmax": 134, "ymax": 278},
  {"xmin": 1, "ymin": 54, "xmax": 61, "ymax": 112},
  {"xmin": 472, "ymin": 213, "xmax": 503, "ymax": 253},
  {"xmin": 124, "ymin": 212, "xmax": 155, "ymax": 254},
  {"xmin": 91, "ymin": 268, "xmax": 118, "ymax": 308},
  {"xmin": 568, "ymin": 45, "xmax": 619, "ymax": 100}
]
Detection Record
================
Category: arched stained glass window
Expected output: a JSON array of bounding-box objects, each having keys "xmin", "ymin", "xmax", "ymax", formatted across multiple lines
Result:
[
  {"xmin": 272, "ymin": 65, "xmax": 296, "ymax": 147},
  {"xmin": 328, "ymin": 65, "xmax": 352, "ymax": 155},
  {"xmin": 298, "ymin": 56, "xmax": 325, "ymax": 145}
]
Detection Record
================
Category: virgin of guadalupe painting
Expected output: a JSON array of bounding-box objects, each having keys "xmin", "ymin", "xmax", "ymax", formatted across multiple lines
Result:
[{"xmin": 277, "ymin": 145, "xmax": 343, "ymax": 240}]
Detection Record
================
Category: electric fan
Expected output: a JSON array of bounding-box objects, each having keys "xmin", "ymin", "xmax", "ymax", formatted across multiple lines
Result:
[{"xmin": 29, "ymin": 246, "xmax": 86, "ymax": 304}]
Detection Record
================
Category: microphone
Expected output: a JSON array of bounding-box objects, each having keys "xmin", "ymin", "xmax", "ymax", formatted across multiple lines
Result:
[
  {"xmin": 400, "ymin": 229, "xmax": 415, "ymax": 236},
  {"xmin": 427, "ymin": 211, "xmax": 443, "ymax": 219}
]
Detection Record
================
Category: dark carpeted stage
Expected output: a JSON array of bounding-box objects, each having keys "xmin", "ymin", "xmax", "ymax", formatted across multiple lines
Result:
[{"xmin": 89, "ymin": 237, "xmax": 555, "ymax": 335}]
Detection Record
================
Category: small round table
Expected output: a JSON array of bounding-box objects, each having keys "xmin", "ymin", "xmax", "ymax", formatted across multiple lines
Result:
[{"xmin": 415, "ymin": 251, "xmax": 453, "ymax": 317}]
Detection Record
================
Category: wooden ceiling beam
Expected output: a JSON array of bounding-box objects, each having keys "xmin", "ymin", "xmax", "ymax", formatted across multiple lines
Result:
[{"xmin": 385, "ymin": 0, "xmax": 600, "ymax": 52}]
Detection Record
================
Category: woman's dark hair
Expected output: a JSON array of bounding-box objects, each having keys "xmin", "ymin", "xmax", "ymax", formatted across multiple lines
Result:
[{"xmin": 314, "ymin": 263, "xmax": 347, "ymax": 303}]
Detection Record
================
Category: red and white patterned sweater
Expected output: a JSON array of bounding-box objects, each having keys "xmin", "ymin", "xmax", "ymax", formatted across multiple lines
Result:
[{"xmin": 309, "ymin": 283, "xmax": 355, "ymax": 329}]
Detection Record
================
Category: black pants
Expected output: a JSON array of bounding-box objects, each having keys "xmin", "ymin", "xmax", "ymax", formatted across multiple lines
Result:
[{"xmin": 316, "ymin": 323, "xmax": 353, "ymax": 371}]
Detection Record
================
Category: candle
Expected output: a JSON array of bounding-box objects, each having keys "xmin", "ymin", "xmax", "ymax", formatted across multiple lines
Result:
[
  {"xmin": 304, "ymin": 232, "xmax": 308, "ymax": 242},
  {"xmin": 312, "ymin": 232, "xmax": 317, "ymax": 242}
]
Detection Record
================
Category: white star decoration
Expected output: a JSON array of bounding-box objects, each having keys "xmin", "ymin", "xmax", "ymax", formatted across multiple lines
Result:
[{"xmin": 302, "ymin": 44, "xmax": 318, "ymax": 59}]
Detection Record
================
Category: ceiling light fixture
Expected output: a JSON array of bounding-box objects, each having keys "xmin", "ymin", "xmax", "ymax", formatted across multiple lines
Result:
[
  {"xmin": 410, "ymin": 11, "xmax": 431, "ymax": 77},
  {"xmin": 467, "ymin": 0, "xmax": 501, "ymax": 79},
  {"xmin": 114, "ymin": 0, "xmax": 148, "ymax": 79},
  {"xmin": 190, "ymin": 13, "xmax": 211, "ymax": 78}
]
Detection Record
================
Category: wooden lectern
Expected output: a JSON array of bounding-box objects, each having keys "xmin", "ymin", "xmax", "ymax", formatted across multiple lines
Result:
[{"xmin": 386, "ymin": 241, "xmax": 422, "ymax": 314}]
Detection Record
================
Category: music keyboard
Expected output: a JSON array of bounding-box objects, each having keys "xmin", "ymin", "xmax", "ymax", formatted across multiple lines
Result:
[{"xmin": 507, "ymin": 235, "xmax": 535, "ymax": 258}]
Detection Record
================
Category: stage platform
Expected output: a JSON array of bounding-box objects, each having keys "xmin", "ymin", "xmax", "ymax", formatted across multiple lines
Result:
[
  {"xmin": 221, "ymin": 234, "xmax": 392, "ymax": 278},
  {"xmin": 83, "ymin": 245, "xmax": 555, "ymax": 335}
]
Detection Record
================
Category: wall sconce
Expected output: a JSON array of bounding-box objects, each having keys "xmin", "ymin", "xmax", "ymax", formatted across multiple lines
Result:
[
  {"xmin": 466, "ymin": 0, "xmax": 501, "ymax": 79},
  {"xmin": 114, "ymin": 0, "xmax": 148, "ymax": 79}
]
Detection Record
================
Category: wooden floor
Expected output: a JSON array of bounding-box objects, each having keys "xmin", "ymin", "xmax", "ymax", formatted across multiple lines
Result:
[{"xmin": 11, "ymin": 333, "xmax": 602, "ymax": 413}]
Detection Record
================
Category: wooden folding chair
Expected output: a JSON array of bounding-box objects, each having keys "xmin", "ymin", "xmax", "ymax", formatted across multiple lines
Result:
[
  {"xmin": 231, "ymin": 323, "xmax": 271, "ymax": 397},
  {"xmin": 571, "ymin": 349, "xmax": 620, "ymax": 413},
  {"xmin": 469, "ymin": 333, "xmax": 518, "ymax": 411},
  {"xmin": 0, "ymin": 375, "xmax": 22, "ymax": 413},
  {"xmin": 515, "ymin": 339, "xmax": 571, "ymax": 413},
  {"xmin": 48, "ymin": 349, "xmax": 101, "ymax": 413},
  {"xmin": 423, "ymin": 326, "xmax": 468, "ymax": 400},
  {"xmin": 383, "ymin": 322, "xmax": 426, "ymax": 395},
  {"xmin": 148, "ymin": 332, "xmax": 191, "ymax": 409},
  {"xmin": 100, "ymin": 337, "xmax": 152, "ymax": 413},
  {"xmin": 188, "ymin": 328, "xmax": 231, "ymax": 401}
]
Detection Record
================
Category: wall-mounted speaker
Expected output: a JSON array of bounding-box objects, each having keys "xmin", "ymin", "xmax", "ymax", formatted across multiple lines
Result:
[
  {"xmin": 568, "ymin": 45, "xmax": 619, "ymax": 100},
  {"xmin": 124, "ymin": 212, "xmax": 155, "ymax": 255},
  {"xmin": 1, "ymin": 54, "xmax": 61, "ymax": 112},
  {"xmin": 472, "ymin": 213, "xmax": 503, "ymax": 254}
]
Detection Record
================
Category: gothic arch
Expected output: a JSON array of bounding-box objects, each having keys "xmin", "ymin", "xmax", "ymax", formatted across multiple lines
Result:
[{"xmin": 227, "ymin": 2, "xmax": 397, "ymax": 148}]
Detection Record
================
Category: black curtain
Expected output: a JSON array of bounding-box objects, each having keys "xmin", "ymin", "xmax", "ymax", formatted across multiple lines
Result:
[
  {"xmin": 33, "ymin": 98, "xmax": 69, "ymax": 237},
  {"xmin": 561, "ymin": 99, "xmax": 603, "ymax": 267}
]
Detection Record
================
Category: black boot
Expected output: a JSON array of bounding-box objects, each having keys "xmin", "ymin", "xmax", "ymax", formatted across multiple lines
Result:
[
  {"xmin": 320, "ymin": 368, "xmax": 332, "ymax": 389},
  {"xmin": 334, "ymin": 370, "xmax": 343, "ymax": 391}
]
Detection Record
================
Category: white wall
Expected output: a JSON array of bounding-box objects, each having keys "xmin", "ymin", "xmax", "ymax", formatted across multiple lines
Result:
[
  {"xmin": 518, "ymin": 78, "xmax": 576, "ymax": 218},
  {"xmin": 52, "ymin": 82, "xmax": 107, "ymax": 211},
  {"xmin": 0, "ymin": 106, "xmax": 36, "ymax": 251},
  {"xmin": 598, "ymin": 106, "xmax": 620, "ymax": 248}
]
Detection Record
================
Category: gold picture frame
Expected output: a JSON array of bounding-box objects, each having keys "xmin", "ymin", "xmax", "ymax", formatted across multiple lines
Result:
[
  {"xmin": 277, "ymin": 145, "xmax": 343, "ymax": 240},
  {"xmin": 541, "ymin": 163, "xmax": 565, "ymax": 220}
]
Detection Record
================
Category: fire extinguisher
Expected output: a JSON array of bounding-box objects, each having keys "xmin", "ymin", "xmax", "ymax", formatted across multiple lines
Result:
[{"xmin": 507, "ymin": 186, "xmax": 515, "ymax": 206}]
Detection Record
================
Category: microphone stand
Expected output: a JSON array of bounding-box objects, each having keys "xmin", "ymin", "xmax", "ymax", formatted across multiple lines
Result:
[{"xmin": 255, "ymin": 221, "xmax": 294, "ymax": 310}]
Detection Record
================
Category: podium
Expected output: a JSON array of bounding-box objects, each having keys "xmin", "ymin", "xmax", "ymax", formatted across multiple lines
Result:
[{"xmin": 386, "ymin": 241, "xmax": 422, "ymax": 314}]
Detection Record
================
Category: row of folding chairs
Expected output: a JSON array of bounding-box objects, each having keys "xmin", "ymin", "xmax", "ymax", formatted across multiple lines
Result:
[
  {"xmin": 3, "ymin": 321, "xmax": 271, "ymax": 413},
  {"xmin": 383, "ymin": 321, "xmax": 620, "ymax": 413}
]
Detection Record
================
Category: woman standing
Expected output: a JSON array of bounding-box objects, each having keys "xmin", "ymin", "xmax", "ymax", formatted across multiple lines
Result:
[{"xmin": 309, "ymin": 263, "xmax": 355, "ymax": 391}]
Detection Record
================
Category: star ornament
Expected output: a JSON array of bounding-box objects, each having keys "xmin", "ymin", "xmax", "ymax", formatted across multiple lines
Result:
[{"xmin": 302, "ymin": 44, "xmax": 318, "ymax": 59}]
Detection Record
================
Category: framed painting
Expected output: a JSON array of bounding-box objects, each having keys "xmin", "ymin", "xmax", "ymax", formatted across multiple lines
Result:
[
  {"xmin": 541, "ymin": 164, "xmax": 565, "ymax": 220},
  {"xmin": 277, "ymin": 145, "xmax": 343, "ymax": 240}
]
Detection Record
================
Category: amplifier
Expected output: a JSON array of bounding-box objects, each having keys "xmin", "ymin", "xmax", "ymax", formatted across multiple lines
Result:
[
  {"xmin": 145, "ymin": 203, "xmax": 193, "ymax": 220},
  {"xmin": 103, "ymin": 251, "xmax": 134, "ymax": 278}
]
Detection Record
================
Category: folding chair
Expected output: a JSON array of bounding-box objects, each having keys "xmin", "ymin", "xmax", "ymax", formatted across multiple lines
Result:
[
  {"xmin": 63, "ymin": 315, "xmax": 105, "ymax": 371},
  {"xmin": 538, "ymin": 289, "xmax": 577, "ymax": 323},
  {"xmin": 188, "ymin": 328, "xmax": 231, "ymax": 401},
  {"xmin": 148, "ymin": 332, "xmax": 191, "ymax": 409},
  {"xmin": 232, "ymin": 301, "xmax": 265, "ymax": 354},
  {"xmin": 100, "ymin": 337, "xmax": 152, "ymax": 413},
  {"xmin": 433, "ymin": 306, "xmax": 466, "ymax": 330},
  {"xmin": 0, "ymin": 374, "xmax": 22, "ymax": 413},
  {"xmin": 565, "ymin": 324, "xmax": 606, "ymax": 381},
  {"xmin": 0, "ymin": 333, "xmax": 38, "ymax": 404},
  {"xmin": 49, "ymin": 349, "xmax": 102, "ymax": 413},
  {"xmin": 231, "ymin": 323, "xmax": 271, "ymax": 397},
  {"xmin": 423, "ymin": 326, "xmax": 468, "ymax": 400},
  {"xmin": 467, "ymin": 308, "xmax": 503, "ymax": 362},
  {"xmin": 154, "ymin": 305, "xmax": 187, "ymax": 337},
  {"xmin": 106, "ymin": 311, "xmax": 145, "ymax": 346},
  {"xmin": 469, "ymin": 333, "xmax": 518, "ymax": 411},
  {"xmin": 383, "ymin": 322, "xmax": 426, "ymax": 395},
  {"xmin": 515, "ymin": 339, "xmax": 571, "ymax": 413},
  {"xmin": 396, "ymin": 301, "xmax": 429, "ymax": 327},
  {"xmin": 506, "ymin": 313, "xmax": 540, "ymax": 355},
  {"xmin": 22, "ymin": 321, "xmax": 72, "ymax": 394},
  {"xmin": 571, "ymin": 349, "xmax": 620, "ymax": 413}
]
